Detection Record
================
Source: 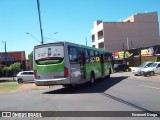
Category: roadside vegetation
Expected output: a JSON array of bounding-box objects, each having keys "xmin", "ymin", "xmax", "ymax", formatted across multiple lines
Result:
[
  {"xmin": 0, "ymin": 84, "xmax": 20, "ymax": 91},
  {"xmin": 0, "ymin": 62, "xmax": 21, "ymax": 77}
]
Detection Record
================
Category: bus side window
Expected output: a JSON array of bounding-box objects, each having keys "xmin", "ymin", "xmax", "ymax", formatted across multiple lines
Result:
[
  {"xmin": 89, "ymin": 50, "xmax": 95, "ymax": 63},
  {"xmin": 69, "ymin": 47, "xmax": 78, "ymax": 64},
  {"xmin": 95, "ymin": 51, "xmax": 100, "ymax": 62},
  {"xmin": 100, "ymin": 53, "xmax": 104, "ymax": 63},
  {"xmin": 85, "ymin": 50, "xmax": 89, "ymax": 63},
  {"xmin": 104, "ymin": 53, "xmax": 113, "ymax": 62},
  {"xmin": 77, "ymin": 48, "xmax": 85, "ymax": 65}
]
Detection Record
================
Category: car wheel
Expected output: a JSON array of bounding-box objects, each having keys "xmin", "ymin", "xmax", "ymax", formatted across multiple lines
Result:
[
  {"xmin": 150, "ymin": 71, "xmax": 155, "ymax": 76},
  {"xmin": 18, "ymin": 78, "xmax": 23, "ymax": 84}
]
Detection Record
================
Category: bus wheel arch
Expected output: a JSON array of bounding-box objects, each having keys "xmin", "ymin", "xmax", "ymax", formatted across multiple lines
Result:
[{"xmin": 106, "ymin": 68, "xmax": 111, "ymax": 79}]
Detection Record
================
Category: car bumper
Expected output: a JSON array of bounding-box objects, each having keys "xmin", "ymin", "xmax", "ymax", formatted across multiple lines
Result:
[
  {"xmin": 143, "ymin": 71, "xmax": 151, "ymax": 76},
  {"xmin": 132, "ymin": 71, "xmax": 143, "ymax": 75}
]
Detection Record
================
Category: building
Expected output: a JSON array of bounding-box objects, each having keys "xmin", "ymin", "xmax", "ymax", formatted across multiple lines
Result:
[
  {"xmin": 0, "ymin": 51, "xmax": 26, "ymax": 70},
  {"xmin": 91, "ymin": 12, "xmax": 160, "ymax": 52},
  {"xmin": 113, "ymin": 45, "xmax": 160, "ymax": 66}
]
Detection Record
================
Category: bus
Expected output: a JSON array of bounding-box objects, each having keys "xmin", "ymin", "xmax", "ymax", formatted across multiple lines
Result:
[{"xmin": 33, "ymin": 42, "xmax": 113, "ymax": 86}]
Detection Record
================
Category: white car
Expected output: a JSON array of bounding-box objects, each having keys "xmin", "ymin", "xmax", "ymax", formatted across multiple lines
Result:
[
  {"xmin": 132, "ymin": 61, "xmax": 153, "ymax": 76},
  {"xmin": 141, "ymin": 62, "xmax": 160, "ymax": 76},
  {"xmin": 16, "ymin": 71, "xmax": 34, "ymax": 84}
]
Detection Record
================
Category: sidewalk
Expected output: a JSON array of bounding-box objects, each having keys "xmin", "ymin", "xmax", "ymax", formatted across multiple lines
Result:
[
  {"xmin": 131, "ymin": 74, "xmax": 160, "ymax": 81},
  {"xmin": 0, "ymin": 77, "xmax": 16, "ymax": 82}
]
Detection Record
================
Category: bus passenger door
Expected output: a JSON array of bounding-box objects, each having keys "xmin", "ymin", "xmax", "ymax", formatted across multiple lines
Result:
[
  {"xmin": 69, "ymin": 47, "xmax": 83, "ymax": 84},
  {"xmin": 78, "ymin": 52, "xmax": 85, "ymax": 81}
]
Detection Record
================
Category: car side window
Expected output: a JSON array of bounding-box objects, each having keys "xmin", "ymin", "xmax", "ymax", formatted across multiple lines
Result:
[
  {"xmin": 23, "ymin": 72, "xmax": 28, "ymax": 75},
  {"xmin": 158, "ymin": 64, "xmax": 160, "ymax": 67},
  {"xmin": 28, "ymin": 72, "xmax": 34, "ymax": 75}
]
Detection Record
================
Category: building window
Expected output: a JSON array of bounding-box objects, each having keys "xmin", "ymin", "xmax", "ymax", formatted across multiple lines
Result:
[
  {"xmin": 92, "ymin": 35, "xmax": 95, "ymax": 42},
  {"xmin": 98, "ymin": 30, "xmax": 103, "ymax": 40},
  {"xmin": 98, "ymin": 42, "xmax": 104, "ymax": 48}
]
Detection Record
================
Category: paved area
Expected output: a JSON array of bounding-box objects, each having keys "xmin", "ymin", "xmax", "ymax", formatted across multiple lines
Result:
[{"xmin": 0, "ymin": 72, "xmax": 160, "ymax": 120}]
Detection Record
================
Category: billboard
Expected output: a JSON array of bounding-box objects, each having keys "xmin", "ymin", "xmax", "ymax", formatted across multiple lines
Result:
[
  {"xmin": 113, "ymin": 45, "xmax": 160, "ymax": 59},
  {"xmin": 0, "ymin": 51, "xmax": 26, "ymax": 62}
]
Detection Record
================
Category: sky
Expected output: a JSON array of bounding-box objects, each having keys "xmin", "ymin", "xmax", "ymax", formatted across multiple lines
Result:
[{"xmin": 0, "ymin": 0, "xmax": 160, "ymax": 59}]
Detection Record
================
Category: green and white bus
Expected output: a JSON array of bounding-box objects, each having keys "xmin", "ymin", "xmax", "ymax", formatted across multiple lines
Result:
[{"xmin": 34, "ymin": 42, "xmax": 113, "ymax": 86}]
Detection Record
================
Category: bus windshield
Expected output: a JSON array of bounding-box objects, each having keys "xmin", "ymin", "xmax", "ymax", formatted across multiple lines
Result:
[{"xmin": 34, "ymin": 45, "xmax": 64, "ymax": 65}]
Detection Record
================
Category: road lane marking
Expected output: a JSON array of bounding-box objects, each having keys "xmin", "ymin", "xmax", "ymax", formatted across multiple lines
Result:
[{"xmin": 139, "ymin": 85, "xmax": 160, "ymax": 90}]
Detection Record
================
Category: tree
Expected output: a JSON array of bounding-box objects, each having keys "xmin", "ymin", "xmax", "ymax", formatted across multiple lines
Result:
[
  {"xmin": 2, "ymin": 66, "xmax": 11, "ymax": 77},
  {"xmin": 10, "ymin": 62, "xmax": 21, "ymax": 75},
  {"xmin": 28, "ymin": 51, "xmax": 33, "ymax": 70}
]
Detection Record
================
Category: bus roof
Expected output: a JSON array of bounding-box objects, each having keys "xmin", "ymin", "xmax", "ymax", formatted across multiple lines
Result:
[{"xmin": 34, "ymin": 41, "xmax": 112, "ymax": 53}]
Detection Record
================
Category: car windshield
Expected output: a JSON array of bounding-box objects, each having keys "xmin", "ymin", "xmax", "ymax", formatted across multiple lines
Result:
[
  {"xmin": 149, "ymin": 63, "xmax": 158, "ymax": 67},
  {"xmin": 138, "ymin": 62, "xmax": 152, "ymax": 68}
]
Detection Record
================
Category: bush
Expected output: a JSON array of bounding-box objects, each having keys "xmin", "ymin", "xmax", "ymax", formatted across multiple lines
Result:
[
  {"xmin": 2, "ymin": 66, "xmax": 11, "ymax": 77},
  {"xmin": 2, "ymin": 62, "xmax": 22, "ymax": 77},
  {"xmin": 10, "ymin": 62, "xmax": 22, "ymax": 76}
]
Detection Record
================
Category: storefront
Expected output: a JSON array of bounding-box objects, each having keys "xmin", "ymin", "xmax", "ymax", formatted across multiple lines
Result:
[
  {"xmin": 113, "ymin": 45, "xmax": 160, "ymax": 67},
  {"xmin": 0, "ymin": 51, "xmax": 26, "ymax": 70}
]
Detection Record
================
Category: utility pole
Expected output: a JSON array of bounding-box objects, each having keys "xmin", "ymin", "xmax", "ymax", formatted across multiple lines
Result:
[
  {"xmin": 86, "ymin": 37, "xmax": 87, "ymax": 46},
  {"xmin": 126, "ymin": 37, "xmax": 129, "ymax": 50},
  {"xmin": 4, "ymin": 41, "xmax": 7, "ymax": 66},
  {"xmin": 37, "ymin": 0, "xmax": 44, "ymax": 44},
  {"xmin": 2, "ymin": 41, "xmax": 7, "ymax": 66}
]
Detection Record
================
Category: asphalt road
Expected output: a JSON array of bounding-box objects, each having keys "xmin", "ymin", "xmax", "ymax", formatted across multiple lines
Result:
[{"xmin": 0, "ymin": 72, "xmax": 160, "ymax": 120}]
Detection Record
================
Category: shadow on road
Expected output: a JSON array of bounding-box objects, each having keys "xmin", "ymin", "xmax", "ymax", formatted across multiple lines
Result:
[{"xmin": 43, "ymin": 76, "xmax": 128, "ymax": 94}]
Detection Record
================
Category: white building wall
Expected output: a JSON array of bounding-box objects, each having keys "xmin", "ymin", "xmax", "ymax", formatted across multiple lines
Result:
[{"xmin": 91, "ymin": 12, "xmax": 160, "ymax": 52}]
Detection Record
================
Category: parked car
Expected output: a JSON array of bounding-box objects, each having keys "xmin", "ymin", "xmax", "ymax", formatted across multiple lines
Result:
[
  {"xmin": 113, "ymin": 64, "xmax": 130, "ymax": 72},
  {"xmin": 141, "ymin": 62, "xmax": 160, "ymax": 76},
  {"xmin": 132, "ymin": 61, "xmax": 154, "ymax": 76},
  {"xmin": 16, "ymin": 71, "xmax": 34, "ymax": 84}
]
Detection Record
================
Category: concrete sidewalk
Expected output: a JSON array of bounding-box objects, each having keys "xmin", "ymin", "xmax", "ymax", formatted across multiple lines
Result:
[
  {"xmin": 130, "ymin": 73, "xmax": 160, "ymax": 81},
  {"xmin": 0, "ymin": 77, "xmax": 16, "ymax": 82}
]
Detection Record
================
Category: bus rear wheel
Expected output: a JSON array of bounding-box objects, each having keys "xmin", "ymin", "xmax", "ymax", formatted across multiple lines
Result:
[{"xmin": 106, "ymin": 69, "xmax": 111, "ymax": 79}]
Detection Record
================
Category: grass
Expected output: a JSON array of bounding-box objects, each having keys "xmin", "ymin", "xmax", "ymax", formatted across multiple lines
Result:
[
  {"xmin": 0, "ymin": 84, "xmax": 20, "ymax": 91},
  {"xmin": 0, "ymin": 80, "xmax": 16, "ymax": 83}
]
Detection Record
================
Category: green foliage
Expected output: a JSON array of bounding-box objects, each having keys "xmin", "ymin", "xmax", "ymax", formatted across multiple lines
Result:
[
  {"xmin": 2, "ymin": 62, "xmax": 22, "ymax": 77},
  {"xmin": 0, "ymin": 65, "xmax": 4, "ymax": 76},
  {"xmin": 2, "ymin": 66, "xmax": 10, "ymax": 73},
  {"xmin": 28, "ymin": 51, "xmax": 33, "ymax": 62},
  {"xmin": 10, "ymin": 62, "xmax": 21, "ymax": 73},
  {"xmin": 28, "ymin": 51, "xmax": 33, "ymax": 70}
]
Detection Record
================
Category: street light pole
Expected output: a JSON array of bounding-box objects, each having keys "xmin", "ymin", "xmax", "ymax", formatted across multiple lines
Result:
[
  {"xmin": 37, "ymin": 0, "xmax": 44, "ymax": 44},
  {"xmin": 86, "ymin": 37, "xmax": 87, "ymax": 46},
  {"xmin": 26, "ymin": 32, "xmax": 41, "ymax": 43},
  {"xmin": 126, "ymin": 37, "xmax": 129, "ymax": 50},
  {"xmin": 2, "ymin": 41, "xmax": 7, "ymax": 66}
]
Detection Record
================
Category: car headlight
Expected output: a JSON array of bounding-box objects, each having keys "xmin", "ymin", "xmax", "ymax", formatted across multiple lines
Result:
[{"xmin": 137, "ymin": 69, "xmax": 141, "ymax": 72}]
